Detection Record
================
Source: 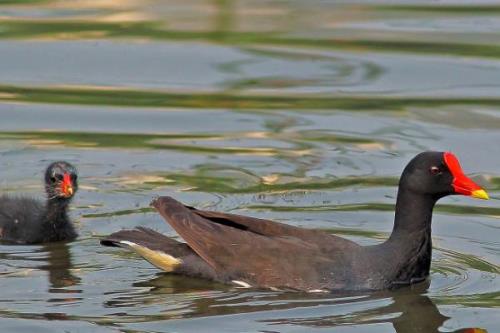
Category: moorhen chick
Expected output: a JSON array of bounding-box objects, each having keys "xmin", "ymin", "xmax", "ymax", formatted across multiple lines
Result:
[
  {"xmin": 101, "ymin": 152, "xmax": 488, "ymax": 291},
  {"xmin": 0, "ymin": 161, "xmax": 78, "ymax": 244}
]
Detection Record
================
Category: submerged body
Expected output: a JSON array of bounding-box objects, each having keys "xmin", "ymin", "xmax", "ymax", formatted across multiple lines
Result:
[
  {"xmin": 0, "ymin": 162, "xmax": 78, "ymax": 244},
  {"xmin": 101, "ymin": 152, "xmax": 488, "ymax": 291}
]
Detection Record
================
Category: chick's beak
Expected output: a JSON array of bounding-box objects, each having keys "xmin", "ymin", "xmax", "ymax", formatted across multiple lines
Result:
[
  {"xmin": 444, "ymin": 152, "xmax": 489, "ymax": 200},
  {"xmin": 61, "ymin": 173, "xmax": 74, "ymax": 197}
]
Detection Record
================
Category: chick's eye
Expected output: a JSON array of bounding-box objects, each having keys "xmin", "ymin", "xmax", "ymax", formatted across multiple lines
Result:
[
  {"xmin": 430, "ymin": 166, "xmax": 441, "ymax": 175},
  {"xmin": 51, "ymin": 174, "xmax": 63, "ymax": 182}
]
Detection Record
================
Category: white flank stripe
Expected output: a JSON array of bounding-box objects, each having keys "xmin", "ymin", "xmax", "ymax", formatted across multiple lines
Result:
[{"xmin": 232, "ymin": 280, "xmax": 252, "ymax": 288}]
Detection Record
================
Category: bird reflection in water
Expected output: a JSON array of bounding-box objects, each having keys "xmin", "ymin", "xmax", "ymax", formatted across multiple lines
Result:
[
  {"xmin": 0, "ymin": 241, "xmax": 80, "ymax": 292},
  {"xmin": 104, "ymin": 275, "xmax": 487, "ymax": 333},
  {"xmin": 258, "ymin": 282, "xmax": 488, "ymax": 333},
  {"xmin": 41, "ymin": 242, "xmax": 81, "ymax": 292},
  {"xmin": 0, "ymin": 241, "xmax": 81, "ymax": 322}
]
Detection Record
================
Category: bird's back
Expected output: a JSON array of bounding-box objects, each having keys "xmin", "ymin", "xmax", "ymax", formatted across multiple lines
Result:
[{"xmin": 0, "ymin": 195, "xmax": 46, "ymax": 244}]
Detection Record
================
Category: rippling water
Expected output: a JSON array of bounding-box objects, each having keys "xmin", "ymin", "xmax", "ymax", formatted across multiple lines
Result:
[{"xmin": 0, "ymin": 1, "xmax": 498, "ymax": 332}]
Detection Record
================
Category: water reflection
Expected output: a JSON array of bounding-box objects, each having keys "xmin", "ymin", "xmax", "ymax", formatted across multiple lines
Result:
[
  {"xmin": 257, "ymin": 283, "xmax": 447, "ymax": 332},
  {"xmin": 41, "ymin": 242, "xmax": 80, "ymax": 292},
  {"xmin": 103, "ymin": 276, "xmax": 487, "ymax": 333},
  {"xmin": 0, "ymin": 241, "xmax": 80, "ymax": 292},
  {"xmin": 3, "ymin": 84, "xmax": 500, "ymax": 110}
]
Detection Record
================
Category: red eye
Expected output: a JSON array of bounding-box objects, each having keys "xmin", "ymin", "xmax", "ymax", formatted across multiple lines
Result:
[{"xmin": 430, "ymin": 166, "xmax": 441, "ymax": 175}]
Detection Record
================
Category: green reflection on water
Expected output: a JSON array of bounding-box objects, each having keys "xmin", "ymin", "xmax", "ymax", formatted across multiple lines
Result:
[
  {"xmin": 0, "ymin": 0, "xmax": 48, "ymax": 4},
  {"xmin": 435, "ymin": 291, "xmax": 500, "ymax": 308},
  {"xmin": 319, "ymin": 227, "xmax": 385, "ymax": 239},
  {"xmin": 81, "ymin": 201, "xmax": 500, "ymax": 219},
  {"xmin": 0, "ymin": 130, "xmax": 376, "ymax": 156},
  {"xmin": 0, "ymin": 131, "xmax": 280, "ymax": 155},
  {"xmin": 3, "ymin": 85, "xmax": 500, "ymax": 110},
  {"xmin": 1, "ymin": 19, "xmax": 500, "ymax": 58},
  {"xmin": 249, "ymin": 202, "xmax": 500, "ymax": 217},
  {"xmin": 0, "ymin": 15, "xmax": 500, "ymax": 58},
  {"xmin": 83, "ymin": 207, "xmax": 154, "ymax": 219},
  {"xmin": 439, "ymin": 248, "xmax": 500, "ymax": 274},
  {"xmin": 377, "ymin": 4, "xmax": 500, "ymax": 14},
  {"xmin": 298, "ymin": 130, "xmax": 375, "ymax": 144},
  {"xmin": 164, "ymin": 174, "xmax": 397, "ymax": 193}
]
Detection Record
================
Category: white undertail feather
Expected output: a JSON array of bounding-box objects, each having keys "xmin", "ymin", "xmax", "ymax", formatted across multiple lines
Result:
[{"xmin": 119, "ymin": 241, "xmax": 182, "ymax": 272}]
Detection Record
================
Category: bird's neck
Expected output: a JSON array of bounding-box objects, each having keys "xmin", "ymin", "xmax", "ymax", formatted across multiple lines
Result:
[
  {"xmin": 384, "ymin": 188, "xmax": 437, "ymax": 285},
  {"xmin": 391, "ymin": 188, "xmax": 436, "ymax": 238},
  {"xmin": 44, "ymin": 198, "xmax": 70, "ymax": 226},
  {"xmin": 38, "ymin": 198, "xmax": 77, "ymax": 243}
]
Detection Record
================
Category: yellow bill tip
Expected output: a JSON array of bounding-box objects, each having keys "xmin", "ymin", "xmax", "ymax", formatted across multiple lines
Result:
[
  {"xmin": 471, "ymin": 189, "xmax": 489, "ymax": 200},
  {"xmin": 461, "ymin": 329, "xmax": 488, "ymax": 333}
]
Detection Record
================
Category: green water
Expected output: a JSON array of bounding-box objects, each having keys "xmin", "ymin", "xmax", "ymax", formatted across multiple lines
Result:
[{"xmin": 0, "ymin": 1, "xmax": 498, "ymax": 332}]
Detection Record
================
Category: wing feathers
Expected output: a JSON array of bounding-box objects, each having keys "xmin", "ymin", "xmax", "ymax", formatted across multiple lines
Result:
[{"xmin": 150, "ymin": 196, "xmax": 335, "ymax": 288}]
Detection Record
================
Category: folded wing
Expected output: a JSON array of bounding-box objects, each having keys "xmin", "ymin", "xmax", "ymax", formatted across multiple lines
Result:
[{"xmin": 151, "ymin": 196, "xmax": 356, "ymax": 289}]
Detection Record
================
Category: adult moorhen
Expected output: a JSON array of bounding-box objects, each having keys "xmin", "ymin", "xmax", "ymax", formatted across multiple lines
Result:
[
  {"xmin": 101, "ymin": 152, "xmax": 488, "ymax": 291},
  {"xmin": 0, "ymin": 161, "xmax": 79, "ymax": 244}
]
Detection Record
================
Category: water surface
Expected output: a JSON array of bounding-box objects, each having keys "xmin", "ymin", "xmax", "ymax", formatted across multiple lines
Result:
[{"xmin": 0, "ymin": 1, "xmax": 498, "ymax": 332}]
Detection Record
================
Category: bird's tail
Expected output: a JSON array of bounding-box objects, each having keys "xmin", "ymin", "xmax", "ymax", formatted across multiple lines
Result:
[{"xmin": 100, "ymin": 227, "xmax": 191, "ymax": 272}]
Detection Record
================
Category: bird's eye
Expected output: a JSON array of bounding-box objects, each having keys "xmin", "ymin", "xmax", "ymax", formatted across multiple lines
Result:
[
  {"xmin": 430, "ymin": 166, "xmax": 441, "ymax": 175},
  {"xmin": 51, "ymin": 174, "xmax": 63, "ymax": 182}
]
